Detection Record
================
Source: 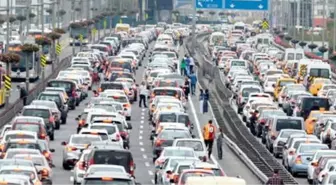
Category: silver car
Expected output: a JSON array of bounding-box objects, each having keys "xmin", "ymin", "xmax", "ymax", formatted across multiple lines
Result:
[{"xmin": 61, "ymin": 134, "xmax": 102, "ymax": 170}]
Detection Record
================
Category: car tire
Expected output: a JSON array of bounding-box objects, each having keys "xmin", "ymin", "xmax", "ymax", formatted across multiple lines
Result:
[
  {"xmin": 126, "ymin": 116, "xmax": 131, "ymax": 121},
  {"xmin": 50, "ymin": 133, "xmax": 54, "ymax": 141}
]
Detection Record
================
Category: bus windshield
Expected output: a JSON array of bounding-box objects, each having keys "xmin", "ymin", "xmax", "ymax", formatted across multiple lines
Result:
[{"xmin": 11, "ymin": 51, "xmax": 33, "ymax": 71}]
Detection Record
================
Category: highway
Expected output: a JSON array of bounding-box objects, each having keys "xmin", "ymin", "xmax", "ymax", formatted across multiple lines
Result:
[{"xmin": 43, "ymin": 38, "xmax": 262, "ymax": 184}]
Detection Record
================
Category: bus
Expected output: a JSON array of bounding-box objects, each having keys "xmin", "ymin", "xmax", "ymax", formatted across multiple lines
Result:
[
  {"xmin": 9, "ymin": 43, "xmax": 40, "ymax": 81},
  {"xmin": 115, "ymin": 23, "xmax": 130, "ymax": 34},
  {"xmin": 209, "ymin": 32, "xmax": 225, "ymax": 48}
]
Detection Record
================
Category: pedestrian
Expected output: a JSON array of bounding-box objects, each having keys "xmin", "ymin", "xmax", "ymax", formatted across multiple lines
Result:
[
  {"xmin": 18, "ymin": 84, "xmax": 28, "ymax": 106},
  {"xmin": 180, "ymin": 57, "xmax": 186, "ymax": 76},
  {"xmin": 266, "ymin": 169, "xmax": 284, "ymax": 185},
  {"xmin": 185, "ymin": 55, "xmax": 190, "ymax": 75},
  {"xmin": 189, "ymin": 56, "xmax": 195, "ymax": 73},
  {"xmin": 93, "ymin": 90, "xmax": 99, "ymax": 97},
  {"xmin": 184, "ymin": 77, "xmax": 190, "ymax": 100},
  {"xmin": 217, "ymin": 128, "xmax": 224, "ymax": 160},
  {"xmin": 189, "ymin": 70, "xmax": 197, "ymax": 95},
  {"xmin": 199, "ymin": 89, "xmax": 205, "ymax": 113},
  {"xmin": 203, "ymin": 120, "xmax": 216, "ymax": 158},
  {"xmin": 139, "ymin": 82, "xmax": 147, "ymax": 108},
  {"xmin": 202, "ymin": 89, "xmax": 209, "ymax": 113}
]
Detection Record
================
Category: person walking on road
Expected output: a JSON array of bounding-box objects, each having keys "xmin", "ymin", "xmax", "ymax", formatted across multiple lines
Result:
[
  {"xmin": 185, "ymin": 55, "xmax": 190, "ymax": 75},
  {"xmin": 189, "ymin": 56, "xmax": 195, "ymax": 73},
  {"xmin": 189, "ymin": 70, "xmax": 197, "ymax": 95},
  {"xmin": 217, "ymin": 128, "xmax": 224, "ymax": 160},
  {"xmin": 139, "ymin": 82, "xmax": 148, "ymax": 108},
  {"xmin": 199, "ymin": 89, "xmax": 205, "ymax": 113},
  {"xmin": 184, "ymin": 77, "xmax": 190, "ymax": 100},
  {"xmin": 202, "ymin": 89, "xmax": 210, "ymax": 113},
  {"xmin": 266, "ymin": 169, "xmax": 284, "ymax": 185},
  {"xmin": 180, "ymin": 57, "xmax": 186, "ymax": 76},
  {"xmin": 18, "ymin": 84, "xmax": 28, "ymax": 106},
  {"xmin": 203, "ymin": 120, "xmax": 216, "ymax": 158}
]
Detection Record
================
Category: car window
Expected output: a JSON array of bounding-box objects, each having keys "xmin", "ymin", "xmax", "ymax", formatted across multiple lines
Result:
[
  {"xmin": 158, "ymin": 130, "xmax": 190, "ymax": 140},
  {"xmin": 275, "ymin": 119, "xmax": 302, "ymax": 131},
  {"xmin": 175, "ymin": 141, "xmax": 204, "ymax": 151}
]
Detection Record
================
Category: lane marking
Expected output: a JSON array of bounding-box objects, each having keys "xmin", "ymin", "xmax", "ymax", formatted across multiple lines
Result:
[
  {"xmin": 141, "ymin": 112, "xmax": 145, "ymax": 116},
  {"xmin": 139, "ymin": 141, "xmax": 143, "ymax": 145},
  {"xmin": 140, "ymin": 125, "xmax": 144, "ymax": 129},
  {"xmin": 139, "ymin": 135, "xmax": 143, "ymax": 140},
  {"xmin": 141, "ymin": 116, "xmax": 144, "ymax": 120},
  {"xmin": 151, "ymin": 180, "xmax": 155, "ymax": 184},
  {"xmin": 143, "ymin": 154, "xmax": 147, "ymax": 159},
  {"xmin": 142, "ymin": 109, "xmax": 146, "ymax": 112},
  {"xmin": 148, "ymin": 170, "xmax": 153, "ymax": 176},
  {"xmin": 189, "ymin": 94, "xmax": 220, "ymax": 166},
  {"xmin": 145, "ymin": 162, "xmax": 150, "ymax": 167},
  {"xmin": 141, "ymin": 120, "xmax": 144, "ymax": 124},
  {"xmin": 140, "ymin": 130, "xmax": 143, "ymax": 134},
  {"xmin": 141, "ymin": 148, "xmax": 145, "ymax": 152}
]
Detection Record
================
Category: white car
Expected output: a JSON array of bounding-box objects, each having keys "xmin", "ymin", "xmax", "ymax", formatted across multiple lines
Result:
[
  {"xmin": 307, "ymin": 150, "xmax": 336, "ymax": 183},
  {"xmin": 242, "ymin": 100, "xmax": 274, "ymax": 123},
  {"xmin": 88, "ymin": 123, "xmax": 123, "ymax": 147},
  {"xmin": 71, "ymin": 149, "xmax": 91, "ymax": 184},
  {"xmin": 172, "ymin": 138, "xmax": 207, "ymax": 161},
  {"xmin": 78, "ymin": 128, "xmax": 110, "ymax": 141}
]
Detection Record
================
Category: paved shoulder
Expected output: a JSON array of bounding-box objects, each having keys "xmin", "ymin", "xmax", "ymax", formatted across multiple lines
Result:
[{"xmin": 188, "ymin": 84, "xmax": 261, "ymax": 184}]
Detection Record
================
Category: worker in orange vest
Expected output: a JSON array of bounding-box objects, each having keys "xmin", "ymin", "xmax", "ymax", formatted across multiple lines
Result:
[{"xmin": 203, "ymin": 120, "xmax": 216, "ymax": 158}]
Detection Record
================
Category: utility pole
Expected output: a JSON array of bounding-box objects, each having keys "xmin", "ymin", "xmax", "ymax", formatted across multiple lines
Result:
[
  {"xmin": 86, "ymin": 0, "xmax": 90, "ymax": 20},
  {"xmin": 57, "ymin": 0, "xmax": 60, "ymax": 28},
  {"xmin": 97, "ymin": 0, "xmax": 101, "ymax": 40},
  {"xmin": 333, "ymin": 0, "xmax": 336, "ymax": 51},
  {"xmin": 4, "ymin": 0, "xmax": 10, "ymax": 108},
  {"xmin": 71, "ymin": 0, "xmax": 75, "ymax": 56},
  {"xmin": 26, "ymin": 0, "xmax": 30, "ymax": 37},
  {"xmin": 41, "ymin": 0, "xmax": 45, "ymax": 81},
  {"xmin": 191, "ymin": 0, "xmax": 196, "ymax": 50}
]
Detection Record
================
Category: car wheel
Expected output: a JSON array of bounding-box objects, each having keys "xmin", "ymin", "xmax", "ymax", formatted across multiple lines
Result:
[
  {"xmin": 50, "ymin": 133, "xmax": 54, "ymax": 141},
  {"xmin": 62, "ymin": 162, "xmax": 71, "ymax": 170}
]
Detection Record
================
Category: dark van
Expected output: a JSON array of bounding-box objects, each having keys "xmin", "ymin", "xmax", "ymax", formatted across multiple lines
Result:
[
  {"xmin": 99, "ymin": 82, "xmax": 124, "ymax": 92},
  {"xmin": 296, "ymin": 97, "xmax": 330, "ymax": 120},
  {"xmin": 47, "ymin": 80, "xmax": 77, "ymax": 109},
  {"xmin": 86, "ymin": 147, "xmax": 135, "ymax": 177}
]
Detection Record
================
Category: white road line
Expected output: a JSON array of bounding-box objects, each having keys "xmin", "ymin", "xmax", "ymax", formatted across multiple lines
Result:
[
  {"xmin": 141, "ymin": 120, "xmax": 144, "ymax": 124},
  {"xmin": 143, "ymin": 154, "xmax": 147, "ymax": 159},
  {"xmin": 139, "ymin": 141, "xmax": 143, "ymax": 145},
  {"xmin": 189, "ymin": 94, "xmax": 220, "ymax": 166},
  {"xmin": 140, "ymin": 130, "xmax": 143, "ymax": 134},
  {"xmin": 140, "ymin": 125, "xmax": 143, "ymax": 129},
  {"xmin": 151, "ymin": 180, "xmax": 155, "ymax": 184},
  {"xmin": 145, "ymin": 162, "xmax": 150, "ymax": 167},
  {"xmin": 148, "ymin": 170, "xmax": 153, "ymax": 176},
  {"xmin": 141, "ymin": 116, "xmax": 144, "ymax": 120},
  {"xmin": 141, "ymin": 112, "xmax": 145, "ymax": 116},
  {"xmin": 142, "ymin": 109, "xmax": 146, "ymax": 112},
  {"xmin": 139, "ymin": 135, "xmax": 143, "ymax": 140},
  {"xmin": 140, "ymin": 148, "xmax": 145, "ymax": 152}
]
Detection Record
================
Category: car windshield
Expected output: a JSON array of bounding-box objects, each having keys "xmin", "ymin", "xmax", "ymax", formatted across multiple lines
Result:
[
  {"xmin": 177, "ymin": 165, "xmax": 191, "ymax": 174},
  {"xmin": 279, "ymin": 81, "xmax": 295, "ymax": 87},
  {"xmin": 90, "ymin": 126, "xmax": 117, "ymax": 135},
  {"xmin": 22, "ymin": 109, "xmax": 49, "ymax": 119},
  {"xmin": 5, "ymin": 134, "xmax": 35, "ymax": 141},
  {"xmin": 299, "ymin": 145, "xmax": 328, "ymax": 153},
  {"xmin": 181, "ymin": 172, "xmax": 214, "ymax": 183},
  {"xmin": 13, "ymin": 124, "xmax": 39, "ymax": 133},
  {"xmin": 31, "ymin": 102, "xmax": 56, "ymax": 109},
  {"xmin": 81, "ymin": 132, "xmax": 108, "ymax": 141},
  {"xmin": 242, "ymin": 88, "xmax": 260, "ymax": 97},
  {"xmin": 175, "ymin": 141, "xmax": 204, "ymax": 151},
  {"xmin": 0, "ymin": 170, "xmax": 35, "ymax": 180},
  {"xmin": 280, "ymin": 131, "xmax": 304, "ymax": 138},
  {"xmin": 159, "ymin": 130, "xmax": 190, "ymax": 140},
  {"xmin": 315, "ymin": 152, "xmax": 336, "ymax": 160},
  {"xmin": 276, "ymin": 119, "xmax": 302, "ymax": 131},
  {"xmin": 327, "ymin": 174, "xmax": 336, "ymax": 184},
  {"xmin": 89, "ymin": 166, "xmax": 125, "ymax": 173},
  {"xmin": 14, "ymin": 156, "xmax": 45, "ymax": 166},
  {"xmin": 6, "ymin": 143, "xmax": 39, "ymax": 150},
  {"xmin": 160, "ymin": 114, "xmax": 177, "ymax": 122},
  {"xmin": 5, "ymin": 151, "xmax": 39, "ymax": 159},
  {"xmin": 109, "ymin": 96, "xmax": 128, "ymax": 103},
  {"xmin": 71, "ymin": 136, "xmax": 101, "ymax": 144},
  {"xmin": 0, "ymin": 160, "xmax": 33, "ymax": 168},
  {"xmin": 163, "ymin": 149, "xmax": 195, "ymax": 157}
]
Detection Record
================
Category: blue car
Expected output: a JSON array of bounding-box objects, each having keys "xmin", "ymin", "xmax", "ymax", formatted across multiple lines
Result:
[{"xmin": 288, "ymin": 143, "xmax": 328, "ymax": 176}]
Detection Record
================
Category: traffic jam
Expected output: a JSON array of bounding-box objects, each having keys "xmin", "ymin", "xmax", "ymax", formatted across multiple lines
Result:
[
  {"xmin": 0, "ymin": 22, "xmax": 247, "ymax": 185},
  {"xmin": 212, "ymin": 21, "xmax": 336, "ymax": 184}
]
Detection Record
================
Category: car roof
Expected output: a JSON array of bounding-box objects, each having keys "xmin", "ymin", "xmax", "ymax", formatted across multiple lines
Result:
[
  {"xmin": 23, "ymin": 105, "xmax": 51, "ymax": 110},
  {"xmin": 163, "ymin": 146, "xmax": 195, "ymax": 151},
  {"xmin": 0, "ymin": 165, "xmax": 35, "ymax": 171},
  {"xmin": 85, "ymin": 172, "xmax": 132, "ymax": 180}
]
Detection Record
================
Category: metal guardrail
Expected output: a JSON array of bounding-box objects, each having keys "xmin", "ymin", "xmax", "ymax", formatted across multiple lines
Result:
[{"xmin": 186, "ymin": 33, "xmax": 299, "ymax": 185}]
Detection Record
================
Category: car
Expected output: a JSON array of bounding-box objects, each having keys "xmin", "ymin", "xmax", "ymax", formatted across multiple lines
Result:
[
  {"xmin": 88, "ymin": 123, "xmax": 123, "ymax": 147},
  {"xmin": 272, "ymin": 129, "xmax": 306, "ymax": 158},
  {"xmin": 85, "ymin": 164, "xmax": 127, "ymax": 175},
  {"xmin": 172, "ymin": 138, "xmax": 207, "ymax": 161},
  {"xmin": 81, "ymin": 172, "xmax": 141, "ymax": 185},
  {"xmin": 1, "ymin": 139, "xmax": 44, "ymax": 159},
  {"xmin": 0, "ymin": 165, "xmax": 41, "ymax": 185},
  {"xmin": 61, "ymin": 134, "xmax": 102, "ymax": 170},
  {"xmin": 172, "ymin": 169, "xmax": 215, "ymax": 185},
  {"xmin": 288, "ymin": 143, "xmax": 328, "ymax": 176},
  {"xmin": 307, "ymin": 150, "xmax": 336, "ymax": 183},
  {"xmin": 85, "ymin": 146, "xmax": 135, "ymax": 177},
  {"xmin": 11, "ymin": 116, "xmax": 49, "ymax": 141},
  {"xmin": 13, "ymin": 154, "xmax": 53, "ymax": 185},
  {"xmin": 154, "ymin": 147, "xmax": 198, "ymax": 169},
  {"xmin": 190, "ymin": 161, "xmax": 225, "ymax": 176},
  {"xmin": 152, "ymin": 127, "xmax": 194, "ymax": 162},
  {"xmin": 30, "ymin": 100, "xmax": 63, "ymax": 129},
  {"xmin": 155, "ymin": 156, "xmax": 200, "ymax": 184},
  {"xmin": 31, "ymin": 99, "xmax": 68, "ymax": 126},
  {"xmin": 78, "ymin": 128, "xmax": 110, "ymax": 141},
  {"xmin": 71, "ymin": 149, "xmax": 91, "ymax": 185}
]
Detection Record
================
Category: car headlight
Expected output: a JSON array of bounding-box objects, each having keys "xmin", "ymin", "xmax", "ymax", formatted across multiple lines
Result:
[{"xmin": 70, "ymin": 39, "xmax": 74, "ymax": 42}]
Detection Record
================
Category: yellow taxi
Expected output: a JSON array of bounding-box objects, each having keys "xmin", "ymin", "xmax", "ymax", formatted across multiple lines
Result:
[
  {"xmin": 305, "ymin": 110, "xmax": 329, "ymax": 134},
  {"xmin": 309, "ymin": 78, "xmax": 332, "ymax": 96},
  {"xmin": 273, "ymin": 78, "xmax": 296, "ymax": 100}
]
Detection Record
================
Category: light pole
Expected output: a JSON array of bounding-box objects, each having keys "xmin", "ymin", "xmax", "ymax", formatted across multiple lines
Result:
[
  {"xmin": 56, "ymin": 0, "xmax": 60, "ymax": 28},
  {"xmin": 71, "ymin": 0, "xmax": 75, "ymax": 56},
  {"xmin": 191, "ymin": 0, "xmax": 196, "ymax": 50},
  {"xmin": 333, "ymin": 0, "xmax": 336, "ymax": 52},
  {"xmin": 4, "ymin": 0, "xmax": 10, "ymax": 108}
]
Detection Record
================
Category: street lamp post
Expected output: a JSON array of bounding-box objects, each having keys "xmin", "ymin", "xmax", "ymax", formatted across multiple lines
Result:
[{"xmin": 4, "ymin": 0, "xmax": 10, "ymax": 108}]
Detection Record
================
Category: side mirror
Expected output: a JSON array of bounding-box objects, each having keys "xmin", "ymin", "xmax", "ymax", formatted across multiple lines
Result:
[
  {"xmin": 50, "ymin": 163, "xmax": 55, "ymax": 168},
  {"xmin": 272, "ymin": 84, "xmax": 275, "ymax": 88},
  {"xmin": 75, "ymin": 117, "xmax": 79, "ymax": 121},
  {"xmin": 50, "ymin": 149, "xmax": 55, "ymax": 153},
  {"xmin": 170, "ymin": 179, "xmax": 175, "ymax": 183},
  {"xmin": 61, "ymin": 141, "xmax": 67, "ymax": 145},
  {"xmin": 191, "ymin": 135, "xmax": 196, "ymax": 138},
  {"xmin": 283, "ymin": 145, "xmax": 288, "ymax": 149},
  {"xmin": 127, "ymin": 123, "xmax": 133, "ymax": 130},
  {"xmin": 166, "ymin": 170, "xmax": 172, "ymax": 174},
  {"xmin": 307, "ymin": 157, "xmax": 312, "ymax": 161}
]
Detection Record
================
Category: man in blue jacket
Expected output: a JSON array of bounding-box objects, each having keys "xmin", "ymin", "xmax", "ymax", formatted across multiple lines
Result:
[{"xmin": 189, "ymin": 70, "xmax": 197, "ymax": 95}]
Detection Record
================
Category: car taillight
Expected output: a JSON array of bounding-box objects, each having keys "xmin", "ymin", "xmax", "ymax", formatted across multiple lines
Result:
[
  {"xmin": 40, "ymin": 133, "xmax": 46, "ymax": 139},
  {"xmin": 123, "ymin": 104, "xmax": 130, "ymax": 108},
  {"xmin": 289, "ymin": 150, "xmax": 295, "ymax": 155},
  {"xmin": 202, "ymin": 156, "xmax": 207, "ymax": 162},
  {"xmin": 295, "ymin": 155, "xmax": 302, "ymax": 164},
  {"xmin": 49, "ymin": 116, "xmax": 54, "ymax": 123},
  {"xmin": 77, "ymin": 161, "xmax": 85, "ymax": 170},
  {"xmin": 79, "ymin": 119, "xmax": 85, "ymax": 126},
  {"xmin": 41, "ymin": 169, "xmax": 49, "ymax": 177},
  {"xmin": 66, "ymin": 146, "xmax": 77, "ymax": 152},
  {"xmin": 187, "ymin": 121, "xmax": 191, "ymax": 127},
  {"xmin": 88, "ymin": 158, "xmax": 94, "ymax": 166},
  {"xmin": 129, "ymin": 160, "xmax": 135, "ymax": 176},
  {"xmin": 43, "ymin": 151, "xmax": 51, "ymax": 160},
  {"xmin": 220, "ymin": 169, "xmax": 225, "ymax": 176},
  {"xmin": 155, "ymin": 139, "xmax": 165, "ymax": 147},
  {"xmin": 259, "ymin": 119, "xmax": 266, "ymax": 125}
]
